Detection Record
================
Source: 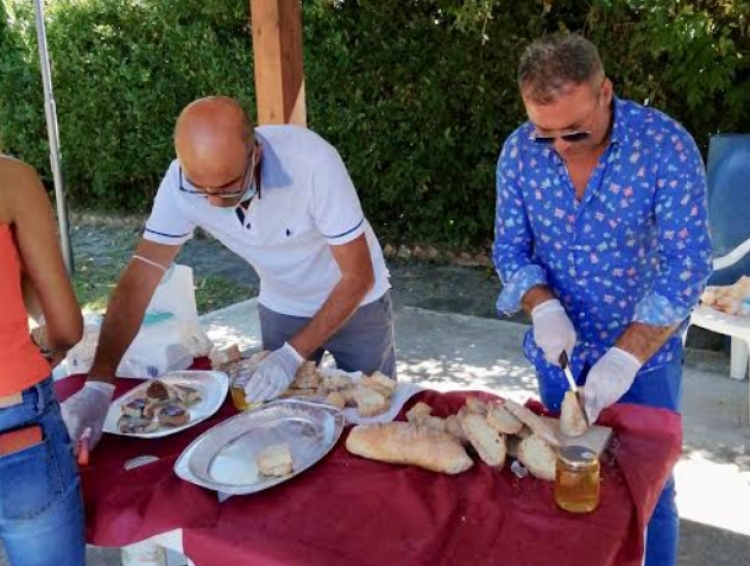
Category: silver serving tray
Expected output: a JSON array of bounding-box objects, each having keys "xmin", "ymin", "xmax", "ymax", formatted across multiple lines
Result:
[{"xmin": 174, "ymin": 399, "xmax": 344, "ymax": 495}]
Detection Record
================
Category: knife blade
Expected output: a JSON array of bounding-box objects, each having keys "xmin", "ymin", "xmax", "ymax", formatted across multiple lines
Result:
[{"xmin": 559, "ymin": 352, "xmax": 591, "ymax": 428}]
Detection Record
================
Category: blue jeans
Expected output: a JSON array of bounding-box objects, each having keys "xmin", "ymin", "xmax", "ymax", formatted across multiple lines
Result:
[
  {"xmin": 0, "ymin": 377, "xmax": 85, "ymax": 566},
  {"xmin": 537, "ymin": 353, "xmax": 682, "ymax": 566},
  {"xmin": 259, "ymin": 291, "xmax": 397, "ymax": 379}
]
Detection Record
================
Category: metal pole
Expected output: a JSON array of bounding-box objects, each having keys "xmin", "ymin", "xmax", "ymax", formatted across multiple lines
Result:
[{"xmin": 33, "ymin": 0, "xmax": 74, "ymax": 274}]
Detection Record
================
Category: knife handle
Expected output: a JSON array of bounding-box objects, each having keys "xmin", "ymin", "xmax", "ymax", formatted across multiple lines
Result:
[{"xmin": 559, "ymin": 351, "xmax": 570, "ymax": 369}]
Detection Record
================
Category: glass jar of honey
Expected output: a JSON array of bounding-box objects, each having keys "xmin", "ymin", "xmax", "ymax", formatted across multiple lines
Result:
[
  {"xmin": 226, "ymin": 359, "xmax": 263, "ymax": 412},
  {"xmin": 554, "ymin": 446, "xmax": 601, "ymax": 513}
]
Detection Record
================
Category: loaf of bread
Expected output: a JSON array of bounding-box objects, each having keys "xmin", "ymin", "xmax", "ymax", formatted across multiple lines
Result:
[
  {"xmin": 460, "ymin": 413, "xmax": 506, "ymax": 468},
  {"xmin": 346, "ymin": 422, "xmax": 473, "ymax": 475},
  {"xmin": 560, "ymin": 391, "xmax": 588, "ymax": 437},
  {"xmin": 517, "ymin": 434, "xmax": 557, "ymax": 481},
  {"xmin": 487, "ymin": 403, "xmax": 523, "ymax": 435},
  {"xmin": 502, "ymin": 399, "xmax": 561, "ymax": 447}
]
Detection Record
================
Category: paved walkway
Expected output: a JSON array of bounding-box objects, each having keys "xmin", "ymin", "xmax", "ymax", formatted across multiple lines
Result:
[{"xmin": 3, "ymin": 301, "xmax": 747, "ymax": 565}]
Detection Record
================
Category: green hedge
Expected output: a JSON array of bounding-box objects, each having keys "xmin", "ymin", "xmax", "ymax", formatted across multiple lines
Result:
[{"xmin": 1, "ymin": 0, "xmax": 749, "ymax": 247}]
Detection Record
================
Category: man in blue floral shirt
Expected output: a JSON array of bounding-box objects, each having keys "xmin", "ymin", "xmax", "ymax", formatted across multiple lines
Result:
[{"xmin": 493, "ymin": 34, "xmax": 712, "ymax": 566}]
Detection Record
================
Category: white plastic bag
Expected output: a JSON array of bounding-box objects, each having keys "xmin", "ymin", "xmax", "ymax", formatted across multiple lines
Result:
[{"xmin": 63, "ymin": 264, "xmax": 213, "ymax": 379}]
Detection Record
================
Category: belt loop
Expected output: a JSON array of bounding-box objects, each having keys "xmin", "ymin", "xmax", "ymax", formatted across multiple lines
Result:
[{"xmin": 34, "ymin": 381, "xmax": 45, "ymax": 414}]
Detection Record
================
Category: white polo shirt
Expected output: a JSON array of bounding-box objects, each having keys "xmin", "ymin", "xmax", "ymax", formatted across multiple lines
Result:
[{"xmin": 143, "ymin": 125, "xmax": 390, "ymax": 317}]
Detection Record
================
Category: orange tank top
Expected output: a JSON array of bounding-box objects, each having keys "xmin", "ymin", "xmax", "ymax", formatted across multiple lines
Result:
[{"xmin": 0, "ymin": 224, "xmax": 50, "ymax": 395}]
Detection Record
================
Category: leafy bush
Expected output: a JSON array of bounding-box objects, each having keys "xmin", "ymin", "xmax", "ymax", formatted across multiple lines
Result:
[{"xmin": 1, "ymin": 0, "xmax": 748, "ymax": 247}]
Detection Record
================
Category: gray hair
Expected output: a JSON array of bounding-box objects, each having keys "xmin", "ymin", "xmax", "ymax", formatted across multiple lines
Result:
[{"xmin": 517, "ymin": 33, "xmax": 604, "ymax": 103}]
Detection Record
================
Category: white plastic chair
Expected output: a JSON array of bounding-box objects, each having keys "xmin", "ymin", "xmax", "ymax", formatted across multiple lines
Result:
[{"xmin": 687, "ymin": 236, "xmax": 750, "ymax": 381}]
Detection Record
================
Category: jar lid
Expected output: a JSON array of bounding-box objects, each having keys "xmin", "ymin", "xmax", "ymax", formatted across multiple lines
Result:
[{"xmin": 558, "ymin": 445, "xmax": 599, "ymax": 468}]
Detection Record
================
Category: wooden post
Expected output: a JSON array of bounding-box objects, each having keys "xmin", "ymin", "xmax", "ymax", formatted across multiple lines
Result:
[{"xmin": 250, "ymin": 0, "xmax": 307, "ymax": 126}]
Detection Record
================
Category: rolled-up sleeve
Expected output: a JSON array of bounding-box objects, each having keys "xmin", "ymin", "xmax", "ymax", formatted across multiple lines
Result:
[
  {"xmin": 633, "ymin": 128, "xmax": 713, "ymax": 325},
  {"xmin": 493, "ymin": 138, "xmax": 547, "ymax": 316}
]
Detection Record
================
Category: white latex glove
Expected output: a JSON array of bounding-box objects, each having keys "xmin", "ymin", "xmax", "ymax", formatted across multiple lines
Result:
[
  {"xmin": 60, "ymin": 381, "xmax": 115, "ymax": 453},
  {"xmin": 583, "ymin": 347, "xmax": 642, "ymax": 423},
  {"xmin": 531, "ymin": 299, "xmax": 577, "ymax": 366},
  {"xmin": 244, "ymin": 342, "xmax": 304, "ymax": 403}
]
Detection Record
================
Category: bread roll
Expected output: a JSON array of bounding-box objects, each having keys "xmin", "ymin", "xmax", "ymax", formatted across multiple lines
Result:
[
  {"xmin": 121, "ymin": 397, "xmax": 147, "ymax": 418},
  {"xmin": 173, "ymin": 385, "xmax": 202, "ymax": 407},
  {"xmin": 324, "ymin": 391, "xmax": 346, "ymax": 410},
  {"xmin": 406, "ymin": 402, "xmax": 433, "ymax": 423},
  {"xmin": 360, "ymin": 375, "xmax": 395, "ymax": 398},
  {"xmin": 118, "ymin": 416, "xmax": 159, "ymax": 434},
  {"xmin": 560, "ymin": 391, "xmax": 588, "ymax": 437},
  {"xmin": 368, "ymin": 371, "xmax": 397, "ymax": 394},
  {"xmin": 420, "ymin": 415, "xmax": 447, "ymax": 432},
  {"xmin": 339, "ymin": 386, "xmax": 359, "ymax": 407},
  {"xmin": 258, "ymin": 443, "xmax": 293, "ymax": 477},
  {"xmin": 517, "ymin": 434, "xmax": 557, "ymax": 481},
  {"xmin": 157, "ymin": 404, "xmax": 190, "ymax": 426},
  {"xmin": 146, "ymin": 380, "xmax": 170, "ymax": 402},
  {"xmin": 354, "ymin": 386, "xmax": 389, "ymax": 417},
  {"xmin": 461, "ymin": 413, "xmax": 506, "ymax": 468},
  {"xmin": 346, "ymin": 422, "xmax": 473, "ymax": 475},
  {"xmin": 445, "ymin": 414, "xmax": 469, "ymax": 444},
  {"xmin": 486, "ymin": 403, "xmax": 523, "ymax": 435},
  {"xmin": 292, "ymin": 361, "xmax": 321, "ymax": 389},
  {"xmin": 323, "ymin": 374, "xmax": 354, "ymax": 391},
  {"xmin": 464, "ymin": 397, "xmax": 489, "ymax": 416},
  {"xmin": 502, "ymin": 399, "xmax": 561, "ymax": 447}
]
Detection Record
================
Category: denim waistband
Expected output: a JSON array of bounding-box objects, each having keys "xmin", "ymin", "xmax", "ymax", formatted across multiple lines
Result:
[{"xmin": 14, "ymin": 377, "xmax": 55, "ymax": 414}]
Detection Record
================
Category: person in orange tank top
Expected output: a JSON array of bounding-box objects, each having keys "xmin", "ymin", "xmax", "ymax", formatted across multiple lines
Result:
[{"xmin": 0, "ymin": 153, "xmax": 85, "ymax": 566}]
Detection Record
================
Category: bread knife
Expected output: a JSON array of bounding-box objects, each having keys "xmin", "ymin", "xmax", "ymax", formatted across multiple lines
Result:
[{"xmin": 559, "ymin": 352, "xmax": 591, "ymax": 428}]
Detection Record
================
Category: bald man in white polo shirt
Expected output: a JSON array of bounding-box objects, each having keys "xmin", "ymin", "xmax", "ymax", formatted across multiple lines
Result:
[{"xmin": 60, "ymin": 96, "xmax": 395, "ymax": 450}]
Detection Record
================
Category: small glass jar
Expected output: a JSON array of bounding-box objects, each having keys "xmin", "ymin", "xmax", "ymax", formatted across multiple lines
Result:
[
  {"xmin": 226, "ymin": 360, "xmax": 263, "ymax": 412},
  {"xmin": 555, "ymin": 446, "xmax": 601, "ymax": 513},
  {"xmin": 230, "ymin": 375, "xmax": 251, "ymax": 411}
]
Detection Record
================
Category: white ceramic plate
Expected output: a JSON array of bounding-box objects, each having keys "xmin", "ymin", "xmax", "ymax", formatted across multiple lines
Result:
[
  {"xmin": 174, "ymin": 399, "xmax": 344, "ymax": 495},
  {"xmin": 102, "ymin": 371, "xmax": 229, "ymax": 439}
]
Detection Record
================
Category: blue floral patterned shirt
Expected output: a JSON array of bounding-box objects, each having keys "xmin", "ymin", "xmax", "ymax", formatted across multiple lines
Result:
[{"xmin": 493, "ymin": 97, "xmax": 712, "ymax": 375}]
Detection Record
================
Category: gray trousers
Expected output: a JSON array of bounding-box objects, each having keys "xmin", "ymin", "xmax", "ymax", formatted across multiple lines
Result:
[{"xmin": 258, "ymin": 291, "xmax": 397, "ymax": 380}]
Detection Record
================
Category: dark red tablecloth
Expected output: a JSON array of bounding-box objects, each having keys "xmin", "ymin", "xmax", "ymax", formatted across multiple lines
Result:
[
  {"xmin": 182, "ymin": 391, "xmax": 682, "ymax": 566},
  {"xmin": 57, "ymin": 373, "xmax": 681, "ymax": 566}
]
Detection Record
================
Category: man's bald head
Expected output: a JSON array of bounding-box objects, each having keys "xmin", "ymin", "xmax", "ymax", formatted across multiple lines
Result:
[{"xmin": 174, "ymin": 96, "xmax": 254, "ymax": 190}]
